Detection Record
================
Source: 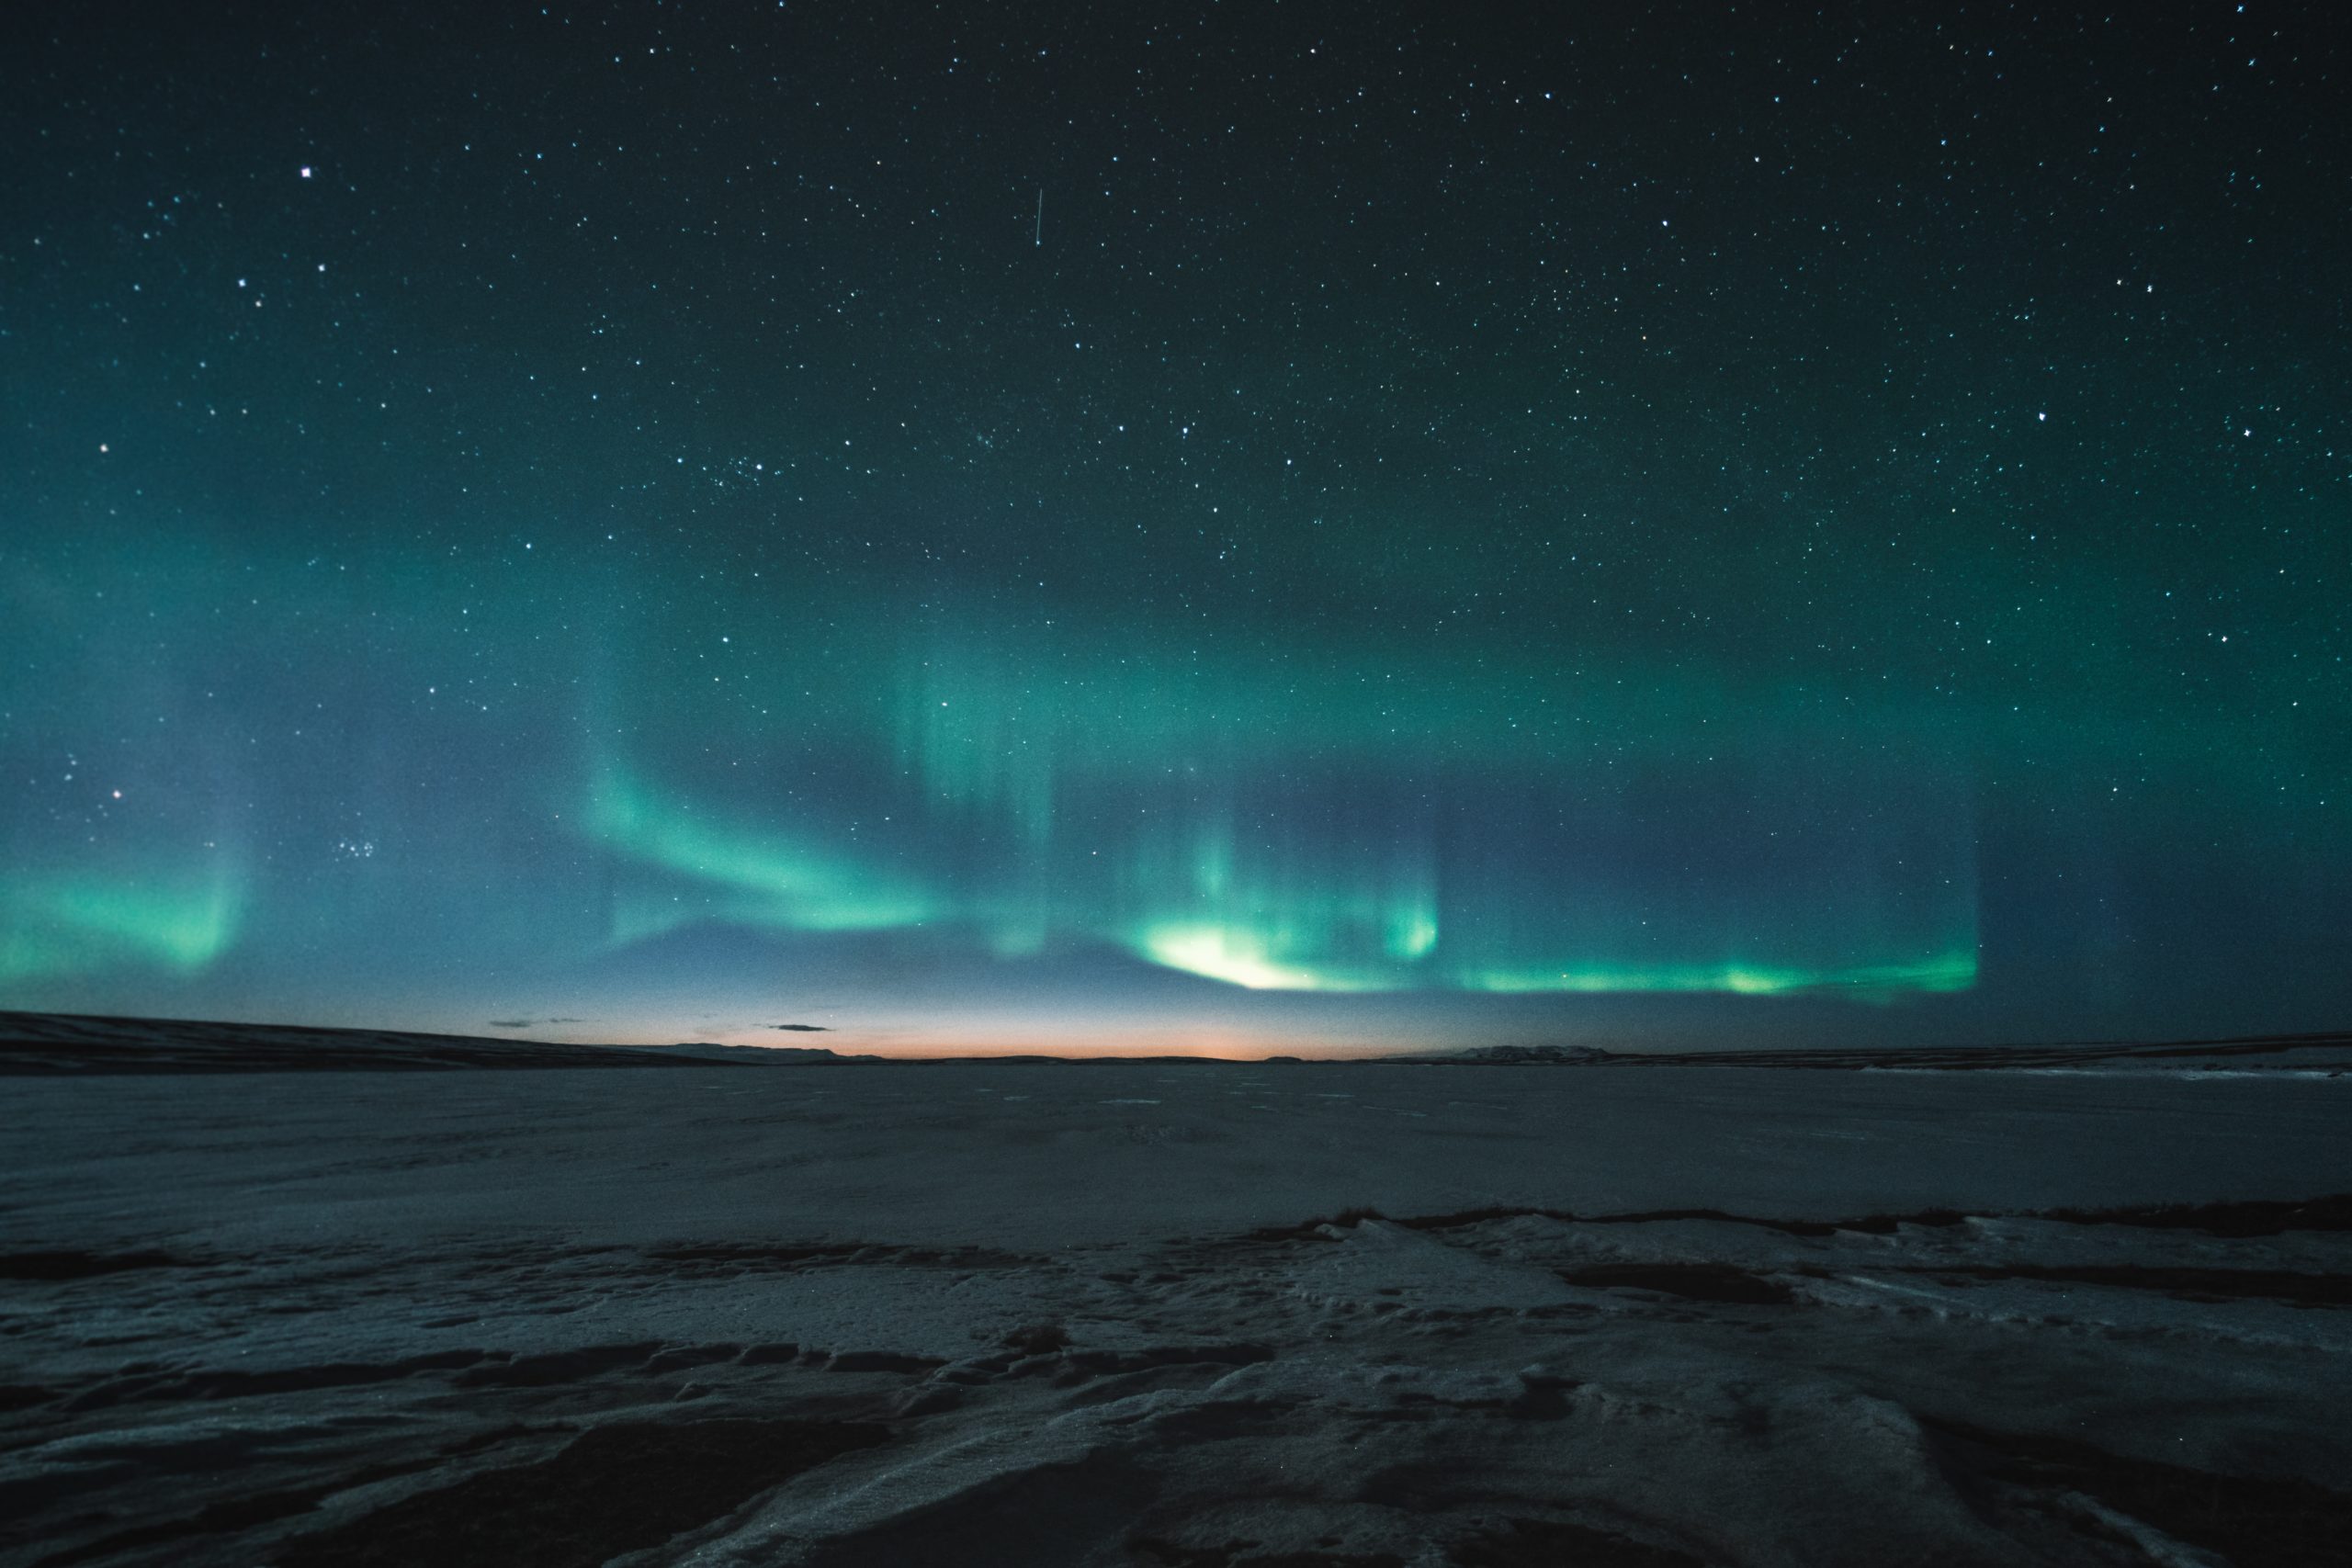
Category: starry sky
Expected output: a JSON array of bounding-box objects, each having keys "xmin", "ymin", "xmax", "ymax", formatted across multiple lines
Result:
[{"xmin": 2, "ymin": 2, "xmax": 2346, "ymax": 1055}]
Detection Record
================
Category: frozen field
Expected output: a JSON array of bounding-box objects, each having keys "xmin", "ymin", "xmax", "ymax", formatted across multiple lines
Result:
[{"xmin": 5, "ymin": 1057, "xmax": 2350, "ymax": 1566}]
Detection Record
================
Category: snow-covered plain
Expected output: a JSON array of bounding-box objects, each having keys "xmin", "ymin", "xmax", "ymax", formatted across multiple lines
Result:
[{"xmin": 4, "ymin": 1057, "xmax": 2349, "ymax": 1566}]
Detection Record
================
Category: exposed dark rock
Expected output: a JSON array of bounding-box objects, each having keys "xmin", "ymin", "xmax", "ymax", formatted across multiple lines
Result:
[
  {"xmin": 1002, "ymin": 1322, "xmax": 1071, "ymax": 1356},
  {"xmin": 1926, "ymin": 1419, "xmax": 2352, "ymax": 1568},
  {"xmin": 1450, "ymin": 1517, "xmax": 1704, "ymax": 1567},
  {"xmin": 1916, "ymin": 1264, "xmax": 2352, "ymax": 1305},
  {"xmin": 274, "ymin": 1418, "xmax": 888, "ymax": 1568},
  {"xmin": 795, "ymin": 1452, "xmax": 1157, "ymax": 1568},
  {"xmin": 0, "ymin": 1386, "xmax": 53, "ymax": 1415},
  {"xmin": 2044, "ymin": 1194, "xmax": 2352, "ymax": 1237},
  {"xmin": 825, "ymin": 1350, "xmax": 946, "ymax": 1374}
]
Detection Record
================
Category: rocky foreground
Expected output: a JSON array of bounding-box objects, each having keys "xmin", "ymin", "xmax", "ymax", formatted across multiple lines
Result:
[{"xmin": 4, "ymin": 1043, "xmax": 2348, "ymax": 1565}]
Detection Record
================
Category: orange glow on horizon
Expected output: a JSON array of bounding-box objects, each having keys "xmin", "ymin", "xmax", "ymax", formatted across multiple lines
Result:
[{"xmin": 514, "ymin": 1016, "xmax": 1405, "ymax": 1060}]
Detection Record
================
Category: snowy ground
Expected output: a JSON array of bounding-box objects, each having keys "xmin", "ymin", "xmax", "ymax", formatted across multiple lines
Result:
[{"xmin": 5, "ymin": 1059, "xmax": 2349, "ymax": 1566}]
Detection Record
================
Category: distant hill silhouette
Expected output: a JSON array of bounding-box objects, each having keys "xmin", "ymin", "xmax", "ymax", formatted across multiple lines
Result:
[{"xmin": 0, "ymin": 1010, "xmax": 860, "ymax": 1075}]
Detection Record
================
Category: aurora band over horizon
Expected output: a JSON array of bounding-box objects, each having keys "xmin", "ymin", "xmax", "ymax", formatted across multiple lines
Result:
[
  {"xmin": 574, "ymin": 603, "xmax": 1981, "ymax": 1002},
  {"xmin": 5, "ymin": 2, "xmax": 2347, "ymax": 1053},
  {"xmin": 3, "ymin": 495, "xmax": 2339, "ymax": 1053},
  {"xmin": 8, "ymin": 536, "xmax": 2017, "ymax": 1051}
]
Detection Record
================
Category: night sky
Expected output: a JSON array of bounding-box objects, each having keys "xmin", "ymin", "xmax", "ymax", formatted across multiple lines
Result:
[{"xmin": 3, "ymin": 2, "xmax": 2346, "ymax": 1055}]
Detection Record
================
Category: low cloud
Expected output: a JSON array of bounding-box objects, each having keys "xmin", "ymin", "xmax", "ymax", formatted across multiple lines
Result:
[{"xmin": 771, "ymin": 1023, "xmax": 831, "ymax": 1032}]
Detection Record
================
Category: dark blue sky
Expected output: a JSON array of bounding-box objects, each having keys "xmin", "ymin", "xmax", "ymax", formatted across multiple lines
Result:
[{"xmin": 2, "ymin": 2, "xmax": 2345, "ymax": 1053}]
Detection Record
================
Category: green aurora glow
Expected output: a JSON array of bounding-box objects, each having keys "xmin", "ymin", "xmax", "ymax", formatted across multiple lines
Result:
[
  {"xmin": 2, "ymin": 3, "xmax": 2346, "ymax": 1048},
  {"xmin": 567, "ymin": 585, "xmax": 1986, "ymax": 999},
  {"xmin": 0, "ymin": 871, "xmax": 244, "ymax": 986}
]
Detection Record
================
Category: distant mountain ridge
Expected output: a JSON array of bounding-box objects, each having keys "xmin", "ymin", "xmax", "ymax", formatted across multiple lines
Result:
[
  {"xmin": 1391, "ymin": 1033, "xmax": 2352, "ymax": 1070},
  {"xmin": 0, "ymin": 1011, "xmax": 865, "ymax": 1075},
  {"xmin": 5, "ymin": 1010, "xmax": 2346, "ymax": 1076}
]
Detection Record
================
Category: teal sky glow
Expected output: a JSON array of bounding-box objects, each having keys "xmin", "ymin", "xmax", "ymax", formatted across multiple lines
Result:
[{"xmin": 2, "ymin": 4, "xmax": 2345, "ymax": 1052}]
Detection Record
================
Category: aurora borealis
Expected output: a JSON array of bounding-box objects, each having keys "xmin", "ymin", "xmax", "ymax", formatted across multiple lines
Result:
[{"xmin": 2, "ymin": 3, "xmax": 2345, "ymax": 1053}]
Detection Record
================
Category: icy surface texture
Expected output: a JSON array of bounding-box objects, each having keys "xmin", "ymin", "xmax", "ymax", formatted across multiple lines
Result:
[{"xmin": 4, "ymin": 1063, "xmax": 2348, "ymax": 1565}]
